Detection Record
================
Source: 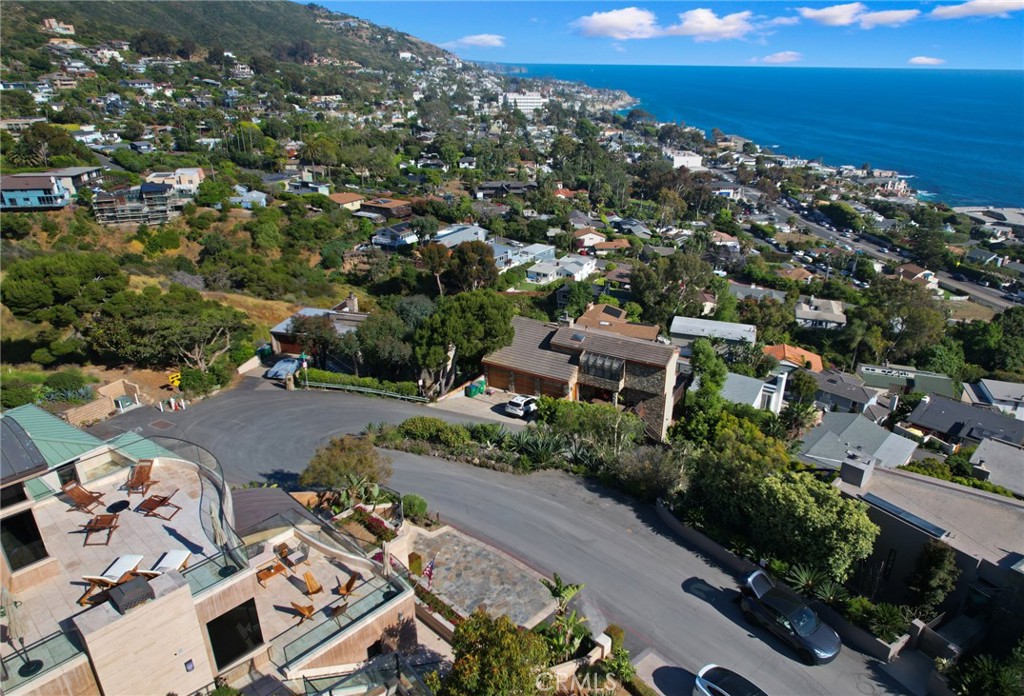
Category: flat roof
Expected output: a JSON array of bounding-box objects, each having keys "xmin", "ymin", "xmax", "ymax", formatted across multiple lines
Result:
[
  {"xmin": 669, "ymin": 316, "xmax": 757, "ymax": 343},
  {"xmin": 838, "ymin": 467, "xmax": 1024, "ymax": 568}
]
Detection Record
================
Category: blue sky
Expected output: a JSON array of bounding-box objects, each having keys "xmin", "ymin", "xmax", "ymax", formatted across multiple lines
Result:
[{"xmin": 320, "ymin": 1, "xmax": 1024, "ymax": 69}]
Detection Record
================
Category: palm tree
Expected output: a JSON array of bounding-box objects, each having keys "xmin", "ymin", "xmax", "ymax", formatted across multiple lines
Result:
[{"xmin": 780, "ymin": 401, "xmax": 817, "ymax": 438}]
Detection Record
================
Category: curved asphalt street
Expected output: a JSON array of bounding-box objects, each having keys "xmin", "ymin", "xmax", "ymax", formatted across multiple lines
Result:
[{"xmin": 90, "ymin": 380, "xmax": 907, "ymax": 695}]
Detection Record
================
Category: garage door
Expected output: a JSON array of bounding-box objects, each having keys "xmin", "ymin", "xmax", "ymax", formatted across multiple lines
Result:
[
  {"xmin": 485, "ymin": 366, "xmax": 510, "ymax": 391},
  {"xmin": 540, "ymin": 379, "xmax": 566, "ymax": 398}
]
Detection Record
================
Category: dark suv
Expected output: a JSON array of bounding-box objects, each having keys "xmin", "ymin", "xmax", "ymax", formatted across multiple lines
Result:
[{"xmin": 739, "ymin": 569, "xmax": 841, "ymax": 665}]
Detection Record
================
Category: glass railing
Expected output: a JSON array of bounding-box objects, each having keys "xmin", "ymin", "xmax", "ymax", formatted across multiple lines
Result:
[
  {"xmin": 275, "ymin": 577, "xmax": 406, "ymax": 666},
  {"xmin": 0, "ymin": 631, "xmax": 83, "ymax": 693},
  {"xmin": 303, "ymin": 652, "xmax": 432, "ymax": 696},
  {"xmin": 181, "ymin": 543, "xmax": 249, "ymax": 595}
]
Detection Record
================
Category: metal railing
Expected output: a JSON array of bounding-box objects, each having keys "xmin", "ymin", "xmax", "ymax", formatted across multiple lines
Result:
[
  {"xmin": 0, "ymin": 631, "xmax": 84, "ymax": 693},
  {"xmin": 302, "ymin": 652, "xmax": 432, "ymax": 696},
  {"xmin": 302, "ymin": 381, "xmax": 429, "ymax": 403}
]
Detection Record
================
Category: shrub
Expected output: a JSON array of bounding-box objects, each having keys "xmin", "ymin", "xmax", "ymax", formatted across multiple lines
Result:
[
  {"xmin": 601, "ymin": 446, "xmax": 685, "ymax": 501},
  {"xmin": 408, "ymin": 551, "xmax": 423, "ymax": 576},
  {"xmin": 402, "ymin": 493, "xmax": 428, "ymax": 519},
  {"xmin": 813, "ymin": 580, "xmax": 851, "ymax": 608},
  {"xmin": 604, "ymin": 624, "xmax": 625, "ymax": 652},
  {"xmin": 303, "ymin": 368, "xmax": 419, "ymax": 397},
  {"xmin": 0, "ymin": 379, "xmax": 36, "ymax": 408},
  {"xmin": 44, "ymin": 369, "xmax": 86, "ymax": 392},
  {"xmin": 397, "ymin": 416, "xmax": 470, "ymax": 447},
  {"xmin": 845, "ymin": 595, "xmax": 876, "ymax": 628},
  {"xmin": 870, "ymin": 603, "xmax": 909, "ymax": 643},
  {"xmin": 908, "ymin": 539, "xmax": 960, "ymax": 619},
  {"xmin": 414, "ymin": 583, "xmax": 463, "ymax": 625},
  {"xmin": 623, "ymin": 676, "xmax": 662, "ymax": 696},
  {"xmin": 785, "ymin": 565, "xmax": 829, "ymax": 596},
  {"xmin": 178, "ymin": 367, "xmax": 217, "ymax": 395},
  {"xmin": 349, "ymin": 507, "xmax": 397, "ymax": 542}
]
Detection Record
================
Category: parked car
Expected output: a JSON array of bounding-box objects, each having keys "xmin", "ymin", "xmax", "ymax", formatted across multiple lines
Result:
[
  {"xmin": 952, "ymin": 273, "xmax": 968, "ymax": 282},
  {"xmin": 693, "ymin": 664, "xmax": 769, "ymax": 696},
  {"xmin": 263, "ymin": 357, "xmax": 301, "ymax": 380},
  {"xmin": 739, "ymin": 569, "xmax": 841, "ymax": 665},
  {"xmin": 504, "ymin": 395, "xmax": 538, "ymax": 418}
]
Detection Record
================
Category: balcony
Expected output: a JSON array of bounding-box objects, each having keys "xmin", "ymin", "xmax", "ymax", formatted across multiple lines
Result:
[
  {"xmin": 302, "ymin": 652, "xmax": 431, "ymax": 696},
  {"xmin": 577, "ymin": 351, "xmax": 625, "ymax": 392}
]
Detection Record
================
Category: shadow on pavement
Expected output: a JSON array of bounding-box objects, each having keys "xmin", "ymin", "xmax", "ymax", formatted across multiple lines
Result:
[
  {"xmin": 681, "ymin": 575, "xmax": 804, "ymax": 665},
  {"xmin": 652, "ymin": 665, "xmax": 694, "ymax": 695},
  {"xmin": 260, "ymin": 469, "xmax": 300, "ymax": 489}
]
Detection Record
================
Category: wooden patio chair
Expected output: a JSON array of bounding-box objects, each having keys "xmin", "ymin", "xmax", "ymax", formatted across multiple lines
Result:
[
  {"xmin": 61, "ymin": 481, "xmax": 105, "ymax": 514},
  {"xmin": 136, "ymin": 489, "xmax": 182, "ymax": 520},
  {"xmin": 335, "ymin": 574, "xmax": 358, "ymax": 598},
  {"xmin": 304, "ymin": 571, "xmax": 323, "ymax": 597},
  {"xmin": 291, "ymin": 601, "xmax": 315, "ymax": 626},
  {"xmin": 78, "ymin": 554, "xmax": 144, "ymax": 605},
  {"xmin": 126, "ymin": 460, "xmax": 158, "ymax": 497}
]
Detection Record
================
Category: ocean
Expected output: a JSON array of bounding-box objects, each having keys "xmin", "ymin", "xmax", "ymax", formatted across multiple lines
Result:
[{"xmin": 518, "ymin": 65, "xmax": 1024, "ymax": 208}]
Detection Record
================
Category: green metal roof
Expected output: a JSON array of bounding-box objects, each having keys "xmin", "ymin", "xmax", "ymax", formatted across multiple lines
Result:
[
  {"xmin": 1, "ymin": 405, "xmax": 105, "ymax": 468},
  {"xmin": 105, "ymin": 431, "xmax": 178, "ymax": 461}
]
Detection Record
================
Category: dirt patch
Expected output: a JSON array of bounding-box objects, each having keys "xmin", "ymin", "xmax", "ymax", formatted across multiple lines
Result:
[
  {"xmin": 78, "ymin": 365, "xmax": 180, "ymax": 404},
  {"xmin": 947, "ymin": 299, "xmax": 996, "ymax": 323},
  {"xmin": 199, "ymin": 292, "xmax": 302, "ymax": 337}
]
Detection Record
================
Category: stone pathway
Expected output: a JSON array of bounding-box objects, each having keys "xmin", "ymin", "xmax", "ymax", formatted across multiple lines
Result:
[{"xmin": 412, "ymin": 528, "xmax": 555, "ymax": 627}]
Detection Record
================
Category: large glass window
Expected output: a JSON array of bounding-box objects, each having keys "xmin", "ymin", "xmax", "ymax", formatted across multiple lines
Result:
[
  {"xmin": 0, "ymin": 509, "xmax": 49, "ymax": 571},
  {"xmin": 206, "ymin": 598, "xmax": 264, "ymax": 670},
  {"xmin": 0, "ymin": 483, "xmax": 28, "ymax": 507}
]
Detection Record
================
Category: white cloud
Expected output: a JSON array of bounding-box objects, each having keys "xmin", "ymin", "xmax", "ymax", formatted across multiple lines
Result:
[
  {"xmin": 798, "ymin": 2, "xmax": 867, "ymax": 25},
  {"xmin": 612, "ymin": 42, "xmax": 627, "ymax": 53},
  {"xmin": 572, "ymin": 7, "xmax": 661, "ymax": 39},
  {"xmin": 440, "ymin": 33, "xmax": 505, "ymax": 49},
  {"xmin": 908, "ymin": 55, "xmax": 946, "ymax": 64},
  {"xmin": 666, "ymin": 8, "xmax": 755, "ymax": 41},
  {"xmin": 932, "ymin": 0, "xmax": 1024, "ymax": 19},
  {"xmin": 858, "ymin": 9, "xmax": 920, "ymax": 28},
  {"xmin": 571, "ymin": 6, "xmax": 754, "ymax": 42},
  {"xmin": 759, "ymin": 50, "xmax": 803, "ymax": 63},
  {"xmin": 767, "ymin": 16, "xmax": 802, "ymax": 26}
]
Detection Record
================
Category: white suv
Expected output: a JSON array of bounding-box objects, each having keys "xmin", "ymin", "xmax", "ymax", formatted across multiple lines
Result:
[{"xmin": 504, "ymin": 395, "xmax": 538, "ymax": 418}]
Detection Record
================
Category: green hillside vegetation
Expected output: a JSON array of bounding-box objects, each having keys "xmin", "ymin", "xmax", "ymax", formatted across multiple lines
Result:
[{"xmin": 3, "ymin": 0, "xmax": 446, "ymax": 71}]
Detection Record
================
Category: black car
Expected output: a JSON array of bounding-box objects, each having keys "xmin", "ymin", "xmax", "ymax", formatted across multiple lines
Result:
[{"xmin": 739, "ymin": 569, "xmax": 841, "ymax": 665}]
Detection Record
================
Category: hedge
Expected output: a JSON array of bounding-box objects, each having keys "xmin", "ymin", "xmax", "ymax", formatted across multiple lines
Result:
[
  {"xmin": 414, "ymin": 583, "xmax": 463, "ymax": 625},
  {"xmin": 303, "ymin": 368, "xmax": 419, "ymax": 396}
]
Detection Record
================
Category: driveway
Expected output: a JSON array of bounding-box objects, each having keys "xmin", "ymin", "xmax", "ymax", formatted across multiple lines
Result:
[{"xmin": 90, "ymin": 382, "xmax": 907, "ymax": 695}]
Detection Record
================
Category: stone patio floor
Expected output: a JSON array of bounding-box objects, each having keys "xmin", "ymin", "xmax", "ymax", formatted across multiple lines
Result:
[{"xmin": 411, "ymin": 528, "xmax": 555, "ymax": 627}]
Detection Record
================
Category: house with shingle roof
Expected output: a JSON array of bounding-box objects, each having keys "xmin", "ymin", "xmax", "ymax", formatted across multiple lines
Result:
[
  {"xmin": 764, "ymin": 344, "xmax": 824, "ymax": 373},
  {"xmin": 799, "ymin": 412, "xmax": 918, "ymax": 469},
  {"xmin": 907, "ymin": 395, "xmax": 1024, "ymax": 446}
]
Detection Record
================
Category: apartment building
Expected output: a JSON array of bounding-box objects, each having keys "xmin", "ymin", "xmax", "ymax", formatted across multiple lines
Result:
[{"xmin": 93, "ymin": 183, "xmax": 180, "ymax": 225}]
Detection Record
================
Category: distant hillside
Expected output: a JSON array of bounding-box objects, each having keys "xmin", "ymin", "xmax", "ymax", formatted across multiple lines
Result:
[{"xmin": 2, "ymin": 0, "xmax": 448, "ymax": 70}]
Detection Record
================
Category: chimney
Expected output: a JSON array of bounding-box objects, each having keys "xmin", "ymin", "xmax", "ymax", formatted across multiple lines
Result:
[
  {"xmin": 586, "ymin": 302, "xmax": 594, "ymax": 312},
  {"xmin": 346, "ymin": 292, "xmax": 358, "ymax": 313},
  {"xmin": 558, "ymin": 312, "xmax": 574, "ymax": 328},
  {"xmin": 840, "ymin": 456, "xmax": 874, "ymax": 489}
]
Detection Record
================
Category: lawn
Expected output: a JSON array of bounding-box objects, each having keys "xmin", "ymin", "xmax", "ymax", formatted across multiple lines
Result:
[{"xmin": 946, "ymin": 299, "xmax": 996, "ymax": 323}]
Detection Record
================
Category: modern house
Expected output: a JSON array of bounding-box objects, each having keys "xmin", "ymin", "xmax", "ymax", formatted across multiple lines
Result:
[
  {"xmin": 371, "ymin": 222, "xmax": 418, "ymax": 250},
  {"xmin": 433, "ymin": 224, "xmax": 487, "ymax": 249},
  {"xmin": 969, "ymin": 438, "xmax": 1024, "ymax": 497},
  {"xmin": 857, "ymin": 364, "xmax": 958, "ymax": 400},
  {"xmin": 764, "ymin": 344, "xmax": 824, "ymax": 373},
  {"xmin": 526, "ymin": 255, "xmax": 596, "ymax": 284},
  {"xmin": 228, "ymin": 186, "xmax": 268, "ymax": 210},
  {"xmin": 962, "ymin": 378, "xmax": 1024, "ymax": 420},
  {"xmin": 836, "ymin": 462, "xmax": 1024, "ymax": 652},
  {"xmin": 93, "ymin": 183, "xmax": 180, "ymax": 225},
  {"xmin": 799, "ymin": 412, "xmax": 918, "ymax": 469},
  {"xmin": 668, "ymin": 317, "xmax": 757, "ymax": 357},
  {"xmin": 483, "ymin": 317, "xmax": 680, "ymax": 440},
  {"xmin": 0, "ymin": 174, "xmax": 72, "ymax": 211},
  {"xmin": 473, "ymin": 181, "xmax": 537, "ymax": 200},
  {"xmin": 807, "ymin": 369, "xmax": 879, "ymax": 414},
  {"xmin": 728, "ymin": 282, "xmax": 787, "ymax": 303},
  {"xmin": 795, "ymin": 297, "xmax": 847, "ymax": 330},
  {"xmin": 360, "ymin": 197, "xmax": 412, "ymax": 219},
  {"xmin": 144, "ymin": 167, "xmax": 205, "ymax": 196},
  {"xmin": 49, "ymin": 166, "xmax": 103, "ymax": 196},
  {"xmin": 711, "ymin": 372, "xmax": 788, "ymax": 415},
  {"xmin": 905, "ymin": 396, "xmax": 1024, "ymax": 447},
  {"xmin": 0, "ymin": 405, "xmax": 415, "ymax": 696}
]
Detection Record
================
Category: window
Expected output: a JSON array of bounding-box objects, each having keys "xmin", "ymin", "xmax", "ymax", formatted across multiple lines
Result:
[
  {"xmin": 1, "ymin": 509, "xmax": 49, "ymax": 572},
  {"xmin": 0, "ymin": 484, "xmax": 28, "ymax": 507},
  {"xmin": 205, "ymin": 599, "xmax": 264, "ymax": 670}
]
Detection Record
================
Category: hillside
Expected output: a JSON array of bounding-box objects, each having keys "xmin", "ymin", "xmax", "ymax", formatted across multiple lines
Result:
[{"xmin": 2, "ymin": 0, "xmax": 449, "ymax": 71}]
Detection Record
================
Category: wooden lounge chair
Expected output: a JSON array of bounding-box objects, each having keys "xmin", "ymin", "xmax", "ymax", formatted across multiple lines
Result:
[
  {"xmin": 81, "ymin": 513, "xmax": 120, "ymax": 546},
  {"xmin": 62, "ymin": 481, "xmax": 105, "ymax": 514},
  {"xmin": 78, "ymin": 554, "xmax": 144, "ymax": 605},
  {"xmin": 138, "ymin": 550, "xmax": 192, "ymax": 578},
  {"xmin": 304, "ymin": 571, "xmax": 323, "ymax": 597},
  {"xmin": 291, "ymin": 601, "xmax": 315, "ymax": 625},
  {"xmin": 329, "ymin": 602, "xmax": 349, "ymax": 623},
  {"xmin": 335, "ymin": 574, "xmax": 358, "ymax": 597},
  {"xmin": 126, "ymin": 460, "xmax": 158, "ymax": 497},
  {"xmin": 136, "ymin": 489, "xmax": 182, "ymax": 520}
]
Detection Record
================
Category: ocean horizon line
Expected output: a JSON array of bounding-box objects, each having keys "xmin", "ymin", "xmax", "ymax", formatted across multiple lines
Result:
[{"xmin": 498, "ymin": 62, "xmax": 1024, "ymax": 74}]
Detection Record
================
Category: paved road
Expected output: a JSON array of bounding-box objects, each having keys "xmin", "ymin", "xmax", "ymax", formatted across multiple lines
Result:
[{"xmin": 90, "ymin": 382, "xmax": 907, "ymax": 695}]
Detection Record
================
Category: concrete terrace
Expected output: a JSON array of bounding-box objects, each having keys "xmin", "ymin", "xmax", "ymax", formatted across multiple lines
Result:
[{"xmin": 3, "ymin": 460, "xmax": 217, "ymax": 658}]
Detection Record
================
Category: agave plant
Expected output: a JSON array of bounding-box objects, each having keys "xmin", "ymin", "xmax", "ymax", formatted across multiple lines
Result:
[
  {"xmin": 505, "ymin": 429, "xmax": 533, "ymax": 454},
  {"xmin": 564, "ymin": 437, "xmax": 597, "ymax": 471},
  {"xmin": 813, "ymin": 579, "xmax": 851, "ymax": 607},
  {"xmin": 785, "ymin": 564, "xmax": 829, "ymax": 596},
  {"xmin": 522, "ymin": 429, "xmax": 567, "ymax": 468}
]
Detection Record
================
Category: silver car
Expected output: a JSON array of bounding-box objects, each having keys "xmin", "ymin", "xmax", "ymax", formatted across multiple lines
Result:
[{"xmin": 693, "ymin": 664, "xmax": 769, "ymax": 696}]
